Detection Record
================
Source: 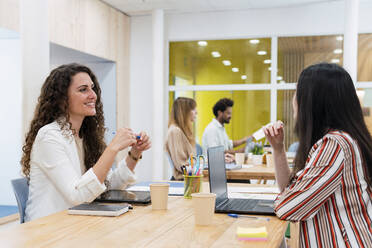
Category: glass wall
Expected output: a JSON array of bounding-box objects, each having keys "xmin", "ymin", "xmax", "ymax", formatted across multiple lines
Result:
[
  {"xmin": 169, "ymin": 38, "xmax": 271, "ymax": 85},
  {"xmin": 277, "ymin": 90, "xmax": 296, "ymax": 149},
  {"xmin": 358, "ymin": 33, "xmax": 372, "ymax": 82},
  {"xmin": 169, "ymin": 90, "xmax": 270, "ymax": 147},
  {"xmin": 278, "ymin": 35, "xmax": 344, "ymax": 83},
  {"xmin": 169, "ymin": 34, "xmax": 372, "ymax": 152}
]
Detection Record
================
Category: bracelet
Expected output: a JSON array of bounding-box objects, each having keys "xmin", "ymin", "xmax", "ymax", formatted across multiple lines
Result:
[{"xmin": 128, "ymin": 150, "xmax": 142, "ymax": 161}]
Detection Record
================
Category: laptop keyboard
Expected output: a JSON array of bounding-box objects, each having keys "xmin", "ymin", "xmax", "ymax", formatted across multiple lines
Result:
[{"xmin": 219, "ymin": 199, "xmax": 257, "ymax": 210}]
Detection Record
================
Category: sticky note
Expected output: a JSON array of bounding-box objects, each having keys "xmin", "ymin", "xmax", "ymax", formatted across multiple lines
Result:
[
  {"xmin": 238, "ymin": 237, "xmax": 268, "ymax": 241},
  {"xmin": 236, "ymin": 226, "xmax": 268, "ymax": 238}
]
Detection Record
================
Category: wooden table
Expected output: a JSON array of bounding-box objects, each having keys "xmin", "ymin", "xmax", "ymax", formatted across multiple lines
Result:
[
  {"xmin": 0, "ymin": 184, "xmax": 287, "ymax": 248},
  {"xmin": 203, "ymin": 165, "xmax": 276, "ymax": 181}
]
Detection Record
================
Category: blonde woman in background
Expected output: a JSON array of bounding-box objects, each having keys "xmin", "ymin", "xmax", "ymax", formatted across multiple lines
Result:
[{"xmin": 165, "ymin": 97, "xmax": 197, "ymax": 180}]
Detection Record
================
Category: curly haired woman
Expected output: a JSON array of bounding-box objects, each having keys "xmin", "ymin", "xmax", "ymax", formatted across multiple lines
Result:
[{"xmin": 22, "ymin": 63, "xmax": 151, "ymax": 221}]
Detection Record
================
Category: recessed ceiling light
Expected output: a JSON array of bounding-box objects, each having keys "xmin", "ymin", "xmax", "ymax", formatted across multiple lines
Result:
[
  {"xmin": 277, "ymin": 76, "xmax": 283, "ymax": 80},
  {"xmin": 211, "ymin": 51, "xmax": 221, "ymax": 57},
  {"xmin": 198, "ymin": 41, "xmax": 208, "ymax": 46},
  {"xmin": 336, "ymin": 36, "xmax": 343, "ymax": 41},
  {"xmin": 232, "ymin": 67, "xmax": 239, "ymax": 72},
  {"xmin": 331, "ymin": 58, "xmax": 340, "ymax": 63},
  {"xmin": 241, "ymin": 75, "xmax": 247, "ymax": 80},
  {"xmin": 257, "ymin": 51, "xmax": 267, "ymax": 55},
  {"xmin": 264, "ymin": 59, "xmax": 271, "ymax": 64},
  {"xmin": 334, "ymin": 49, "xmax": 343, "ymax": 54},
  {"xmin": 250, "ymin": 39, "xmax": 260, "ymax": 44},
  {"xmin": 222, "ymin": 60, "xmax": 231, "ymax": 66}
]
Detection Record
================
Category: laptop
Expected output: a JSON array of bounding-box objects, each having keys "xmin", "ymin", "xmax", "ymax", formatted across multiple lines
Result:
[
  {"xmin": 95, "ymin": 190, "xmax": 151, "ymax": 205},
  {"xmin": 203, "ymin": 162, "xmax": 242, "ymax": 170},
  {"xmin": 207, "ymin": 146, "xmax": 275, "ymax": 215}
]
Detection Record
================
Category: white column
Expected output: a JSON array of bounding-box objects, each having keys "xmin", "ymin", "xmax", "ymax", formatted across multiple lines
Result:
[
  {"xmin": 343, "ymin": 0, "xmax": 359, "ymax": 84},
  {"xmin": 270, "ymin": 37, "xmax": 278, "ymax": 123},
  {"xmin": 20, "ymin": 0, "xmax": 49, "ymax": 135},
  {"xmin": 0, "ymin": 36, "xmax": 22, "ymax": 204},
  {"xmin": 152, "ymin": 9, "xmax": 165, "ymax": 180}
]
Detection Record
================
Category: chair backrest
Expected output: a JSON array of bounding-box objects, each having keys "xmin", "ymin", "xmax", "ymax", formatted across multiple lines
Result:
[
  {"xmin": 288, "ymin": 142, "xmax": 299, "ymax": 153},
  {"xmin": 11, "ymin": 178, "xmax": 29, "ymax": 223},
  {"xmin": 165, "ymin": 152, "xmax": 175, "ymax": 180},
  {"xmin": 195, "ymin": 143, "xmax": 203, "ymax": 156}
]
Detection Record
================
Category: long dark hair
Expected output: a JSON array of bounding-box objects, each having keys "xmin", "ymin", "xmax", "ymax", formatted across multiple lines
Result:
[
  {"xmin": 21, "ymin": 63, "xmax": 106, "ymax": 178},
  {"xmin": 294, "ymin": 63, "xmax": 372, "ymax": 187}
]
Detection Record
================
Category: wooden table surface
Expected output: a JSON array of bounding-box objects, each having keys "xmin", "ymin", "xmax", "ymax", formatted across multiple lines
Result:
[
  {"xmin": 0, "ymin": 184, "xmax": 287, "ymax": 248},
  {"xmin": 203, "ymin": 165, "xmax": 276, "ymax": 181}
]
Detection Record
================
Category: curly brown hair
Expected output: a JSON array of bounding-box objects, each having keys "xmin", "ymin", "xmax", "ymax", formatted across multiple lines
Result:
[{"xmin": 21, "ymin": 63, "xmax": 106, "ymax": 178}]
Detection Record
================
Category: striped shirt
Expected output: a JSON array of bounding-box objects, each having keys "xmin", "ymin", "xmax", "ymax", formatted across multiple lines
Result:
[{"xmin": 275, "ymin": 131, "xmax": 372, "ymax": 248}]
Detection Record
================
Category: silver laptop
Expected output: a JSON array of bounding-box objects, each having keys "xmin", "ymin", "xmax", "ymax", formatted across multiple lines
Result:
[
  {"xmin": 203, "ymin": 162, "xmax": 242, "ymax": 170},
  {"xmin": 207, "ymin": 146, "xmax": 275, "ymax": 215}
]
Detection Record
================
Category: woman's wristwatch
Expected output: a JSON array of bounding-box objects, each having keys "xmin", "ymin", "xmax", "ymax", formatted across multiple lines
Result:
[{"xmin": 128, "ymin": 150, "xmax": 142, "ymax": 161}]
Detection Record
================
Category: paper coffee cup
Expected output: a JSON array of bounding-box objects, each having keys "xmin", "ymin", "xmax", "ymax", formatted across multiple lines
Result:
[
  {"xmin": 150, "ymin": 183, "xmax": 169, "ymax": 210},
  {"xmin": 191, "ymin": 193, "xmax": 216, "ymax": 226},
  {"xmin": 235, "ymin": 153, "xmax": 245, "ymax": 165},
  {"xmin": 266, "ymin": 154, "xmax": 274, "ymax": 167}
]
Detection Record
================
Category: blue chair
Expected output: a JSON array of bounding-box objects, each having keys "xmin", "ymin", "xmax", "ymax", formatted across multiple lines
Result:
[
  {"xmin": 11, "ymin": 178, "xmax": 29, "ymax": 223},
  {"xmin": 196, "ymin": 143, "xmax": 203, "ymax": 156},
  {"xmin": 288, "ymin": 142, "xmax": 299, "ymax": 153},
  {"xmin": 165, "ymin": 152, "xmax": 175, "ymax": 180}
]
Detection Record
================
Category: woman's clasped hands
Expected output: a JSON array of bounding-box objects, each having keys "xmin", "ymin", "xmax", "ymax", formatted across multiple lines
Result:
[{"xmin": 108, "ymin": 128, "xmax": 151, "ymax": 153}]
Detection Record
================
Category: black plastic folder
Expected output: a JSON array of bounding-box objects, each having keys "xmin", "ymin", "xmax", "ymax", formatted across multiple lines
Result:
[{"xmin": 68, "ymin": 203, "xmax": 130, "ymax": 216}]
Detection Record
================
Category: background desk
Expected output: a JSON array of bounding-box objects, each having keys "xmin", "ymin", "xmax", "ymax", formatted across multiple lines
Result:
[
  {"xmin": 203, "ymin": 165, "xmax": 276, "ymax": 181},
  {"xmin": 0, "ymin": 184, "xmax": 287, "ymax": 248}
]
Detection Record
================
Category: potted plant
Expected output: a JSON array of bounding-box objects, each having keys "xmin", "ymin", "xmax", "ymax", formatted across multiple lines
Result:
[{"xmin": 250, "ymin": 142, "xmax": 264, "ymax": 165}]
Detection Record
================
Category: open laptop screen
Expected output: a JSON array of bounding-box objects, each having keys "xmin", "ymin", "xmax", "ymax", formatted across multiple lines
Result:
[{"xmin": 207, "ymin": 146, "xmax": 228, "ymax": 202}]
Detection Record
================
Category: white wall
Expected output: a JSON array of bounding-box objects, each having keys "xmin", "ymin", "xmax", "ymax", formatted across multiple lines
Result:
[
  {"xmin": 87, "ymin": 63, "xmax": 117, "ymax": 143},
  {"xmin": 167, "ymin": 2, "xmax": 372, "ymax": 40},
  {"xmin": 21, "ymin": 0, "xmax": 49, "ymax": 136},
  {"xmin": 0, "ymin": 32, "xmax": 22, "ymax": 205},
  {"xmin": 129, "ymin": 1, "xmax": 372, "ymax": 181},
  {"xmin": 129, "ymin": 15, "xmax": 154, "ymax": 181}
]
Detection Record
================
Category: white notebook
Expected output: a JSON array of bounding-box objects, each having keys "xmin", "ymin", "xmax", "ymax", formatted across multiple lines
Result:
[{"xmin": 68, "ymin": 203, "xmax": 129, "ymax": 217}]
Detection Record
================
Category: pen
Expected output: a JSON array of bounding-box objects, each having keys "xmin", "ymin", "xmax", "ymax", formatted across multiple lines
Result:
[
  {"xmin": 111, "ymin": 131, "xmax": 141, "ymax": 140},
  {"xmin": 228, "ymin": 213, "xmax": 270, "ymax": 221}
]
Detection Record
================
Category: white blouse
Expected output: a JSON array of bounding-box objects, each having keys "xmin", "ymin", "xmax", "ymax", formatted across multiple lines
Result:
[{"xmin": 24, "ymin": 121, "xmax": 136, "ymax": 222}]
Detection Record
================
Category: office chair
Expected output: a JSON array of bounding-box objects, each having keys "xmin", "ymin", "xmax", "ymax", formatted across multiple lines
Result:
[
  {"xmin": 11, "ymin": 178, "xmax": 29, "ymax": 223},
  {"xmin": 288, "ymin": 142, "xmax": 299, "ymax": 153},
  {"xmin": 165, "ymin": 152, "xmax": 176, "ymax": 180},
  {"xmin": 195, "ymin": 143, "xmax": 203, "ymax": 156}
]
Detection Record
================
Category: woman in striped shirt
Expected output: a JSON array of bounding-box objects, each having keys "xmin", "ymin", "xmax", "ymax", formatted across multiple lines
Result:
[{"xmin": 264, "ymin": 63, "xmax": 372, "ymax": 247}]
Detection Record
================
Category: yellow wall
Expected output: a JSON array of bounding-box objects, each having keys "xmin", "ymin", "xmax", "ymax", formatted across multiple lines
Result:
[{"xmin": 169, "ymin": 40, "xmax": 272, "ymax": 147}]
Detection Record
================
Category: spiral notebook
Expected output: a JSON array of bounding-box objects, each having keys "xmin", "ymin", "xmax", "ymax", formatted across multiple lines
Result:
[{"xmin": 68, "ymin": 203, "xmax": 130, "ymax": 216}]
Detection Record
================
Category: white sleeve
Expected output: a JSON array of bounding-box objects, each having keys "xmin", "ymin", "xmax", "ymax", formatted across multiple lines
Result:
[
  {"xmin": 33, "ymin": 135, "xmax": 106, "ymax": 206},
  {"xmin": 106, "ymin": 159, "xmax": 137, "ymax": 190}
]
